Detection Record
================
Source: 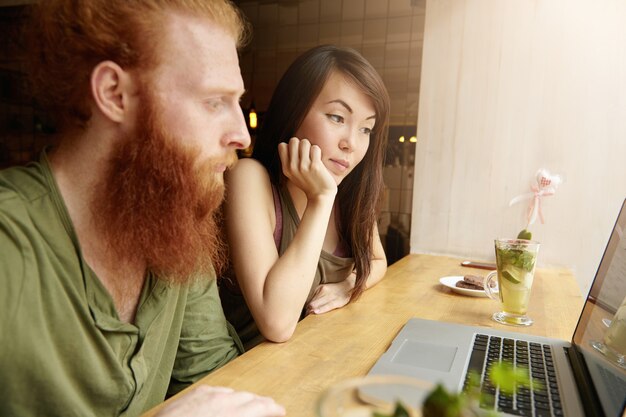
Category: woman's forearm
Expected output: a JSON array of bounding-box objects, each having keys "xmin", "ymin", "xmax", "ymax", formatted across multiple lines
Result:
[{"xmin": 253, "ymin": 195, "xmax": 335, "ymax": 341}]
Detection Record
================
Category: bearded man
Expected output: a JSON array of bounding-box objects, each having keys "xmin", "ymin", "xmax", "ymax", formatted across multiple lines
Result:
[{"xmin": 0, "ymin": 1, "xmax": 284, "ymax": 416}]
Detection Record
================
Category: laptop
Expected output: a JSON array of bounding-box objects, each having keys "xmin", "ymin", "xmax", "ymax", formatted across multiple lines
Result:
[{"xmin": 368, "ymin": 199, "xmax": 626, "ymax": 417}]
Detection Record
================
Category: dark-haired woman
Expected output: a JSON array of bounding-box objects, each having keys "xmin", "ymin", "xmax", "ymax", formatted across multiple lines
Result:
[{"xmin": 220, "ymin": 45, "xmax": 390, "ymax": 350}]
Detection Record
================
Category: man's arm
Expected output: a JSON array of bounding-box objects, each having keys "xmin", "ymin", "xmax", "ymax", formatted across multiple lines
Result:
[
  {"xmin": 167, "ymin": 275, "xmax": 242, "ymax": 397},
  {"xmin": 163, "ymin": 270, "xmax": 285, "ymax": 416}
]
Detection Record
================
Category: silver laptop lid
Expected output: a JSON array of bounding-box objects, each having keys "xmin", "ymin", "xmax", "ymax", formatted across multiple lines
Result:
[{"xmin": 571, "ymin": 199, "xmax": 626, "ymax": 417}]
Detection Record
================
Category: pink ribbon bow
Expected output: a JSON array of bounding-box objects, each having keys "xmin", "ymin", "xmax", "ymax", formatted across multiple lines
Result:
[{"xmin": 509, "ymin": 169, "xmax": 562, "ymax": 228}]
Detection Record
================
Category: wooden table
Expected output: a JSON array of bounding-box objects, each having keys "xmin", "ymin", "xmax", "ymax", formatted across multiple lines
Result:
[{"xmin": 142, "ymin": 254, "xmax": 583, "ymax": 417}]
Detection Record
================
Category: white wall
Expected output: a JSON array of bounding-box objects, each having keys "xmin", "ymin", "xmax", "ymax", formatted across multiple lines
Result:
[{"xmin": 411, "ymin": 0, "xmax": 626, "ymax": 293}]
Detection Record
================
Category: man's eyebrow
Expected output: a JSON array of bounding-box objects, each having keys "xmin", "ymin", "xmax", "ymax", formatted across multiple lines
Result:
[
  {"xmin": 327, "ymin": 99, "xmax": 376, "ymax": 120},
  {"xmin": 200, "ymin": 81, "xmax": 246, "ymax": 97}
]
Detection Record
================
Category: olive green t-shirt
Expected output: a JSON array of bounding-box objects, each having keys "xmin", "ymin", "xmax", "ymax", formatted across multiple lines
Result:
[{"xmin": 0, "ymin": 153, "xmax": 242, "ymax": 417}]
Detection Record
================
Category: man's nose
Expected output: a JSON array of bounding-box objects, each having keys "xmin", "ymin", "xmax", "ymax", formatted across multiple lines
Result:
[{"xmin": 226, "ymin": 107, "xmax": 251, "ymax": 150}]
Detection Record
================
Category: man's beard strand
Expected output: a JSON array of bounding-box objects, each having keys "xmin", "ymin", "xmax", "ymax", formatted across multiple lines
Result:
[{"xmin": 91, "ymin": 96, "xmax": 233, "ymax": 285}]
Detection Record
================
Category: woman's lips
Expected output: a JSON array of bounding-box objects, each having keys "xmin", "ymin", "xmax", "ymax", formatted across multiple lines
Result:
[{"xmin": 330, "ymin": 159, "xmax": 349, "ymax": 172}]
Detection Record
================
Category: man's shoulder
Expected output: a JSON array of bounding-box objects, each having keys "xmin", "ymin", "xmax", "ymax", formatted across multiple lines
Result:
[
  {"xmin": 0, "ymin": 163, "xmax": 50, "ymax": 207},
  {"xmin": 0, "ymin": 168, "xmax": 37, "ymax": 333},
  {"xmin": 0, "ymin": 164, "xmax": 53, "ymax": 242}
]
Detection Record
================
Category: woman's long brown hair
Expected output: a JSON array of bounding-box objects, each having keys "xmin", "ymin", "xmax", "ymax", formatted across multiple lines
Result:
[{"xmin": 252, "ymin": 45, "xmax": 390, "ymax": 301}]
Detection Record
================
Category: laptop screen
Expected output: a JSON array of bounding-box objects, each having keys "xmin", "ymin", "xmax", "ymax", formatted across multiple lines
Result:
[{"xmin": 572, "ymin": 199, "xmax": 626, "ymax": 417}]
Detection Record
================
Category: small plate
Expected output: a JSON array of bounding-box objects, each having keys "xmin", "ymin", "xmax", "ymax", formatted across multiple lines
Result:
[{"xmin": 439, "ymin": 276, "xmax": 488, "ymax": 298}]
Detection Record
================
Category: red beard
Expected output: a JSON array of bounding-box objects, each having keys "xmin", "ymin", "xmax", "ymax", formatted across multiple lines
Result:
[{"xmin": 92, "ymin": 89, "xmax": 236, "ymax": 284}]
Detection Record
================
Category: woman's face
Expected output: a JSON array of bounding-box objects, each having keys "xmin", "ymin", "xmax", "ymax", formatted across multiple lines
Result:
[{"xmin": 294, "ymin": 70, "xmax": 376, "ymax": 185}]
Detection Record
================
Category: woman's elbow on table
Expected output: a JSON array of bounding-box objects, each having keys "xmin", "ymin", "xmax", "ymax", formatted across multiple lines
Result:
[{"xmin": 257, "ymin": 318, "xmax": 298, "ymax": 344}]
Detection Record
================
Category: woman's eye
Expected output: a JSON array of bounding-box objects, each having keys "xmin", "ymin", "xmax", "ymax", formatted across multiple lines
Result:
[
  {"xmin": 360, "ymin": 127, "xmax": 373, "ymax": 135},
  {"xmin": 327, "ymin": 114, "xmax": 344, "ymax": 123}
]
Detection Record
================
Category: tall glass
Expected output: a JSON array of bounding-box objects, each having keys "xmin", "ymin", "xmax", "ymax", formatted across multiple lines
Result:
[
  {"xmin": 484, "ymin": 238, "xmax": 541, "ymax": 326},
  {"xmin": 592, "ymin": 296, "xmax": 626, "ymax": 368}
]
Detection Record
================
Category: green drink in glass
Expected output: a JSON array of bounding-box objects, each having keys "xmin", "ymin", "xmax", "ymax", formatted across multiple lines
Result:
[
  {"xmin": 592, "ymin": 295, "xmax": 626, "ymax": 368},
  {"xmin": 484, "ymin": 238, "xmax": 540, "ymax": 326}
]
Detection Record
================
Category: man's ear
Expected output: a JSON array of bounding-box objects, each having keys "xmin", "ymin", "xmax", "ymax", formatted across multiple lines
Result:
[{"xmin": 90, "ymin": 61, "xmax": 135, "ymax": 123}]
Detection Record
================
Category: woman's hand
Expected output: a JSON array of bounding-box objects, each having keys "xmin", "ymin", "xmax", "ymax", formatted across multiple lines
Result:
[
  {"xmin": 306, "ymin": 274, "xmax": 356, "ymax": 315},
  {"xmin": 278, "ymin": 137, "xmax": 337, "ymax": 201}
]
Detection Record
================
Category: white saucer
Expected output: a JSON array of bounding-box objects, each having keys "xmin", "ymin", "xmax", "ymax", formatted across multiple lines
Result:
[{"xmin": 439, "ymin": 276, "xmax": 489, "ymax": 298}]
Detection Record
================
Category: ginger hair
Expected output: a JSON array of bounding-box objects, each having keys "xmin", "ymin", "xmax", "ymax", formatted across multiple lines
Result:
[{"xmin": 27, "ymin": 0, "xmax": 249, "ymax": 131}]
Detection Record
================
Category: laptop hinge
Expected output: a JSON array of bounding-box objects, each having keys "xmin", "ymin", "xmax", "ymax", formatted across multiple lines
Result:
[{"xmin": 564, "ymin": 346, "xmax": 605, "ymax": 417}]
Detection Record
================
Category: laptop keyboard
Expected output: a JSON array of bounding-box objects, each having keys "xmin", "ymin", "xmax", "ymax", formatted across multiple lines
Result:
[{"xmin": 463, "ymin": 334, "xmax": 564, "ymax": 417}]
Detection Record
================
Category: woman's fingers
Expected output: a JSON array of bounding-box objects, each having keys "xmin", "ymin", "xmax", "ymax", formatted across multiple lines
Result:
[
  {"xmin": 278, "ymin": 142, "xmax": 289, "ymax": 173},
  {"xmin": 277, "ymin": 137, "xmax": 337, "ymax": 199},
  {"xmin": 297, "ymin": 137, "xmax": 311, "ymax": 170},
  {"xmin": 279, "ymin": 137, "xmax": 311, "ymax": 176},
  {"xmin": 309, "ymin": 297, "xmax": 346, "ymax": 315},
  {"xmin": 309, "ymin": 142, "xmax": 322, "ymax": 163},
  {"xmin": 307, "ymin": 283, "xmax": 351, "ymax": 314}
]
